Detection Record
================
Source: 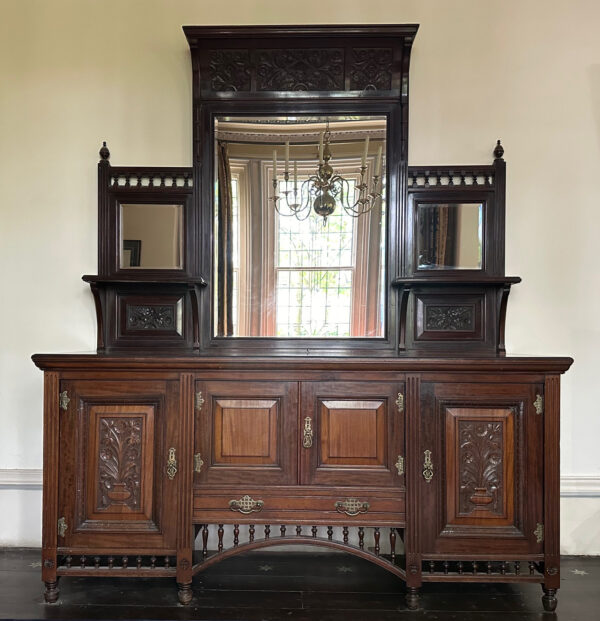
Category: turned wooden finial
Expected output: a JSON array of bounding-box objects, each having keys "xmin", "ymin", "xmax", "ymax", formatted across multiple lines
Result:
[
  {"xmin": 493, "ymin": 139, "xmax": 504, "ymax": 160},
  {"xmin": 99, "ymin": 141, "xmax": 110, "ymax": 161}
]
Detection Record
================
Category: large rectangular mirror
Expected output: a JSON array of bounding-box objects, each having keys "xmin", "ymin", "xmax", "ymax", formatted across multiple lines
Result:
[{"xmin": 214, "ymin": 115, "xmax": 387, "ymax": 338}]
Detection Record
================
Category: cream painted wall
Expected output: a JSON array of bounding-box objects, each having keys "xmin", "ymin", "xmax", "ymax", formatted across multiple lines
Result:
[{"xmin": 1, "ymin": 0, "xmax": 599, "ymax": 551}]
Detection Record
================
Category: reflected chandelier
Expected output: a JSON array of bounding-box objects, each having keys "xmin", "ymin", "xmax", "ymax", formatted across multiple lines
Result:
[{"xmin": 271, "ymin": 122, "xmax": 383, "ymax": 223}]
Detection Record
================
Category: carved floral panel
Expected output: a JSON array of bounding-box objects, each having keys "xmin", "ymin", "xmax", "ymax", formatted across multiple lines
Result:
[
  {"xmin": 97, "ymin": 416, "xmax": 143, "ymax": 510},
  {"xmin": 127, "ymin": 305, "xmax": 175, "ymax": 330},
  {"xmin": 458, "ymin": 421, "xmax": 504, "ymax": 516},
  {"xmin": 425, "ymin": 305, "xmax": 474, "ymax": 331}
]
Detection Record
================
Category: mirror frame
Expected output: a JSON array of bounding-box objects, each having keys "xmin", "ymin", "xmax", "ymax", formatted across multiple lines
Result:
[
  {"xmin": 413, "ymin": 201, "xmax": 484, "ymax": 272},
  {"xmin": 185, "ymin": 24, "xmax": 420, "ymax": 355},
  {"xmin": 407, "ymin": 195, "xmax": 493, "ymax": 275},
  {"xmin": 99, "ymin": 170, "xmax": 195, "ymax": 279},
  {"xmin": 211, "ymin": 112, "xmax": 390, "ymax": 341},
  {"xmin": 405, "ymin": 178, "xmax": 505, "ymax": 278},
  {"xmin": 200, "ymin": 103, "xmax": 400, "ymax": 355}
]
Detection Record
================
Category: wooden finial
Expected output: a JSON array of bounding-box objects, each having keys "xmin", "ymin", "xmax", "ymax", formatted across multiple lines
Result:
[
  {"xmin": 493, "ymin": 139, "xmax": 504, "ymax": 160},
  {"xmin": 99, "ymin": 141, "xmax": 110, "ymax": 161}
]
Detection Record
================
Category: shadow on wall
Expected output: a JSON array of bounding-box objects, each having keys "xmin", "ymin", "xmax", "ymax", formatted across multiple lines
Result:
[{"xmin": 589, "ymin": 65, "xmax": 600, "ymax": 155}]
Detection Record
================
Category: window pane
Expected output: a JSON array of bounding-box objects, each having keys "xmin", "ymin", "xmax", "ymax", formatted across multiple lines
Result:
[{"xmin": 276, "ymin": 269, "xmax": 353, "ymax": 337}]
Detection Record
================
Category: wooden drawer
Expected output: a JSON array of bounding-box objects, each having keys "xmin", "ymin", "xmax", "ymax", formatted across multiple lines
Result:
[{"xmin": 193, "ymin": 487, "xmax": 405, "ymax": 526}]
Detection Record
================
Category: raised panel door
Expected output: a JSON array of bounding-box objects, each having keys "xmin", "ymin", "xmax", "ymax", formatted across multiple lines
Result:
[
  {"xmin": 301, "ymin": 381, "xmax": 404, "ymax": 487},
  {"xmin": 419, "ymin": 382, "xmax": 543, "ymax": 555},
  {"xmin": 195, "ymin": 380, "xmax": 298, "ymax": 486},
  {"xmin": 57, "ymin": 380, "xmax": 178, "ymax": 550}
]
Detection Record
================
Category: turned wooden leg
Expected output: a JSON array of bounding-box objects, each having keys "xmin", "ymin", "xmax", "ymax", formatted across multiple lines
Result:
[
  {"xmin": 44, "ymin": 580, "xmax": 59, "ymax": 603},
  {"xmin": 177, "ymin": 582, "xmax": 193, "ymax": 605},
  {"xmin": 542, "ymin": 587, "xmax": 558, "ymax": 612},
  {"xmin": 406, "ymin": 586, "xmax": 420, "ymax": 610}
]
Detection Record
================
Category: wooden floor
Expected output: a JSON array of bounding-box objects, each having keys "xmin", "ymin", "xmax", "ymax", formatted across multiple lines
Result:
[{"xmin": 1, "ymin": 549, "xmax": 598, "ymax": 620}]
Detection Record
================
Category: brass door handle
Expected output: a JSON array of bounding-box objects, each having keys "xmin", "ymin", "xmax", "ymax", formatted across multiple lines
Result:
[
  {"xmin": 229, "ymin": 495, "xmax": 264, "ymax": 514},
  {"xmin": 303, "ymin": 416, "xmax": 313, "ymax": 448},
  {"xmin": 423, "ymin": 449, "xmax": 433, "ymax": 482},
  {"xmin": 334, "ymin": 498, "xmax": 370, "ymax": 516},
  {"xmin": 166, "ymin": 447, "xmax": 178, "ymax": 480}
]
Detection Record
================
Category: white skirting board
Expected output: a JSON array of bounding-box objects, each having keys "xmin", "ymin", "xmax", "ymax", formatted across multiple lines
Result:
[{"xmin": 1, "ymin": 470, "xmax": 599, "ymax": 553}]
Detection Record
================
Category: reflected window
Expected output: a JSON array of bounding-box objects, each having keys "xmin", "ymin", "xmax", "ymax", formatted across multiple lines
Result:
[{"xmin": 275, "ymin": 179, "xmax": 356, "ymax": 337}]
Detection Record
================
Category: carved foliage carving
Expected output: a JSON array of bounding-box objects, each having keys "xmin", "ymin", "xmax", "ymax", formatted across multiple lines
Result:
[
  {"xmin": 256, "ymin": 49, "xmax": 344, "ymax": 91},
  {"xmin": 127, "ymin": 305, "xmax": 175, "ymax": 330},
  {"xmin": 426, "ymin": 305, "xmax": 474, "ymax": 331},
  {"xmin": 97, "ymin": 417, "xmax": 143, "ymax": 510},
  {"xmin": 206, "ymin": 47, "xmax": 398, "ymax": 93},
  {"xmin": 350, "ymin": 48, "xmax": 393, "ymax": 91},
  {"xmin": 458, "ymin": 421, "xmax": 504, "ymax": 515},
  {"xmin": 207, "ymin": 50, "xmax": 251, "ymax": 92}
]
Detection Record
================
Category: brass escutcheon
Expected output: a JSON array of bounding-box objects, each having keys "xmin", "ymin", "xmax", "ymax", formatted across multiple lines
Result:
[
  {"xmin": 303, "ymin": 416, "xmax": 313, "ymax": 448},
  {"xmin": 423, "ymin": 449, "xmax": 433, "ymax": 483},
  {"xmin": 166, "ymin": 447, "xmax": 178, "ymax": 480}
]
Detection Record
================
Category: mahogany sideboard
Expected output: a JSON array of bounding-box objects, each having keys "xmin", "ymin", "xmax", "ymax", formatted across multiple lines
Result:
[
  {"xmin": 33, "ymin": 24, "xmax": 573, "ymax": 613},
  {"xmin": 32, "ymin": 354, "xmax": 572, "ymax": 610}
]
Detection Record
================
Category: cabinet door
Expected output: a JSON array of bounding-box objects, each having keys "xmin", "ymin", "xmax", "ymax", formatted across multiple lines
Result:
[
  {"xmin": 57, "ymin": 380, "xmax": 178, "ymax": 550},
  {"xmin": 419, "ymin": 382, "xmax": 543, "ymax": 555},
  {"xmin": 195, "ymin": 380, "xmax": 298, "ymax": 486},
  {"xmin": 301, "ymin": 381, "xmax": 404, "ymax": 487}
]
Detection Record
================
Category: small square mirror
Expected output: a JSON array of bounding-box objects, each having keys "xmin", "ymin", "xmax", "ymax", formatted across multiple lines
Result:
[
  {"xmin": 416, "ymin": 202, "xmax": 483, "ymax": 270},
  {"xmin": 120, "ymin": 203, "xmax": 184, "ymax": 269}
]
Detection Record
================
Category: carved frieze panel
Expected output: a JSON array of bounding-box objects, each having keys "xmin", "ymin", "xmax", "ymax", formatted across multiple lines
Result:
[
  {"xmin": 207, "ymin": 50, "xmax": 251, "ymax": 92},
  {"xmin": 458, "ymin": 421, "xmax": 504, "ymax": 516},
  {"xmin": 426, "ymin": 305, "xmax": 474, "ymax": 331},
  {"xmin": 97, "ymin": 416, "xmax": 143, "ymax": 511},
  {"xmin": 349, "ymin": 48, "xmax": 393, "ymax": 91},
  {"xmin": 256, "ymin": 49, "xmax": 344, "ymax": 91}
]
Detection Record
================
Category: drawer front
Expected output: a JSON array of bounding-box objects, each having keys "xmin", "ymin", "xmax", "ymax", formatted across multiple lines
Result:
[{"xmin": 193, "ymin": 488, "xmax": 405, "ymax": 526}]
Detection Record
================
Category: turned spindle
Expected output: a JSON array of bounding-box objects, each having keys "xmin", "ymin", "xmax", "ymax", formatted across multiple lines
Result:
[{"xmin": 202, "ymin": 525, "xmax": 208, "ymax": 557}]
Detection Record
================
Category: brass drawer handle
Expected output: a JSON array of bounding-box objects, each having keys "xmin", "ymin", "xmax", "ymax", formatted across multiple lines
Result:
[
  {"xmin": 303, "ymin": 416, "xmax": 313, "ymax": 448},
  {"xmin": 166, "ymin": 447, "xmax": 178, "ymax": 480},
  {"xmin": 229, "ymin": 495, "xmax": 264, "ymax": 514},
  {"xmin": 334, "ymin": 498, "xmax": 370, "ymax": 516},
  {"xmin": 423, "ymin": 449, "xmax": 433, "ymax": 483}
]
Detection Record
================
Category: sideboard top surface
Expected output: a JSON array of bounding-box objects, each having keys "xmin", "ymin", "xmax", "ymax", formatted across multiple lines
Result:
[{"xmin": 31, "ymin": 353, "xmax": 573, "ymax": 374}]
